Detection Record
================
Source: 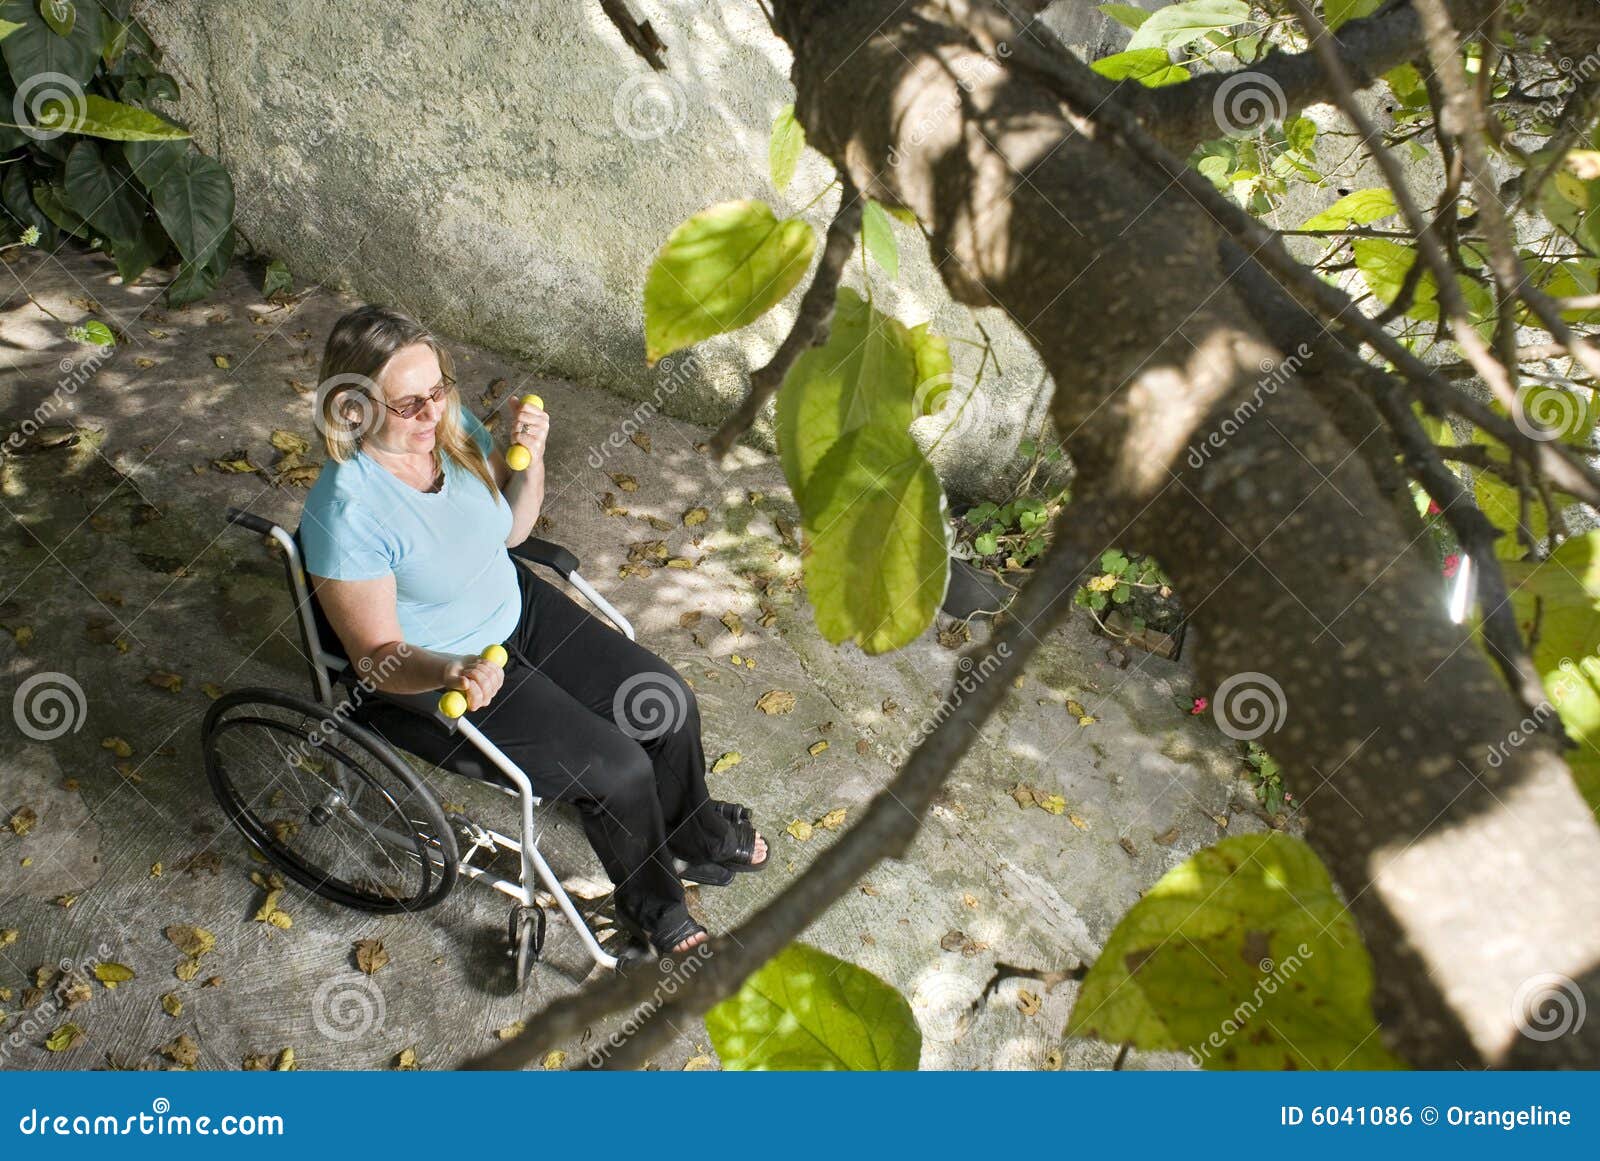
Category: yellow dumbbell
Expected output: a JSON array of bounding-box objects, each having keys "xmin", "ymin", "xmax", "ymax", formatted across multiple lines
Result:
[
  {"xmin": 439, "ymin": 644, "xmax": 509, "ymax": 718},
  {"xmin": 505, "ymin": 394, "xmax": 545, "ymax": 472}
]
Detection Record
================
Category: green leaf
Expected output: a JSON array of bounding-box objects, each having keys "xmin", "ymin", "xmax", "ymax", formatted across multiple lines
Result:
[
  {"xmin": 123, "ymin": 137, "xmax": 186, "ymax": 189},
  {"xmin": 1325, "ymin": 0, "xmax": 1382, "ymax": 32},
  {"xmin": 802, "ymin": 423, "xmax": 949, "ymax": 655},
  {"xmin": 39, "ymin": 0, "xmax": 75, "ymax": 37},
  {"xmin": 165, "ymin": 221, "xmax": 233, "ymax": 306},
  {"xmin": 113, "ymin": 217, "xmax": 168, "ymax": 284},
  {"xmin": 63, "ymin": 138, "xmax": 144, "ymax": 243},
  {"xmin": 1353, "ymin": 237, "xmax": 1419, "ymax": 307},
  {"xmin": 78, "ymin": 319, "xmax": 114, "ymax": 345},
  {"xmin": 706, "ymin": 943, "xmax": 920, "ymax": 1070},
  {"xmin": 40, "ymin": 93, "xmax": 189, "ymax": 141},
  {"xmin": 769, "ymin": 104, "xmax": 804, "ymax": 194},
  {"xmin": 1066, "ymin": 833, "xmax": 1402, "ymax": 1069},
  {"xmin": 1284, "ymin": 115, "xmax": 1315, "ymax": 159},
  {"xmin": 775, "ymin": 287, "xmax": 918, "ymax": 503},
  {"xmin": 1099, "ymin": 3, "xmax": 1152, "ymax": 30},
  {"xmin": 908, "ymin": 320, "xmax": 952, "ymax": 399},
  {"xmin": 45, "ymin": 1022, "xmax": 85, "ymax": 1052},
  {"xmin": 1100, "ymin": 548, "xmax": 1129, "ymax": 573},
  {"xmin": 1299, "ymin": 187, "xmax": 1398, "ymax": 232},
  {"xmin": 151, "ymin": 151, "xmax": 234, "ymax": 265},
  {"xmin": 1196, "ymin": 153, "xmax": 1230, "ymax": 187},
  {"xmin": 1, "ymin": 163, "xmax": 55, "ymax": 244},
  {"xmin": 1091, "ymin": 47, "xmax": 1191, "ymax": 88},
  {"xmin": 0, "ymin": 0, "xmax": 99, "ymax": 84},
  {"xmin": 262, "ymin": 257, "xmax": 293, "ymax": 299},
  {"xmin": 861, "ymin": 199, "xmax": 899, "ymax": 281},
  {"xmin": 32, "ymin": 182, "xmax": 90, "ymax": 238},
  {"xmin": 1113, "ymin": 582, "xmax": 1131, "ymax": 604},
  {"xmin": 975, "ymin": 531, "xmax": 999, "ymax": 556},
  {"xmin": 1384, "ymin": 63, "xmax": 1428, "ymax": 109},
  {"xmin": 643, "ymin": 199, "xmax": 815, "ymax": 365},
  {"xmin": 1126, "ymin": 0, "xmax": 1250, "ymax": 53},
  {"xmin": 1503, "ymin": 533, "xmax": 1600, "ymax": 819}
]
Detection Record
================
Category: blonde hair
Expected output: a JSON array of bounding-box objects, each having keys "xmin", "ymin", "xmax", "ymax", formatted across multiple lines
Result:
[{"xmin": 316, "ymin": 305, "xmax": 500, "ymax": 500}]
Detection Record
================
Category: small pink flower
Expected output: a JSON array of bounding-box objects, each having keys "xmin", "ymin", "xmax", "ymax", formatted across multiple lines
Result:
[
  {"xmin": 1190, "ymin": 696, "xmax": 1209, "ymax": 715},
  {"xmin": 1426, "ymin": 500, "xmax": 1441, "ymax": 516},
  {"xmin": 1442, "ymin": 553, "xmax": 1461, "ymax": 578}
]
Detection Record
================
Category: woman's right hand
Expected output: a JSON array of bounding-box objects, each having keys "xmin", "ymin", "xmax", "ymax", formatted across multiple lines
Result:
[{"xmin": 444, "ymin": 654, "xmax": 505, "ymax": 711}]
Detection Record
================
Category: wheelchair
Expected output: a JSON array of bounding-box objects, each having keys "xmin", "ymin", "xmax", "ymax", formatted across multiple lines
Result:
[{"xmin": 201, "ymin": 506, "xmax": 639, "ymax": 985}]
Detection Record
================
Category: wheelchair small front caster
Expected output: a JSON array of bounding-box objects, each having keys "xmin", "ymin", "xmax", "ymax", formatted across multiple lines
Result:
[{"xmin": 508, "ymin": 904, "xmax": 545, "ymax": 987}]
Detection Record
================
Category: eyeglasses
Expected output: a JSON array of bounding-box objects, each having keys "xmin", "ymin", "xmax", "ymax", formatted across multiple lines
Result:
[{"xmin": 375, "ymin": 374, "xmax": 455, "ymax": 420}]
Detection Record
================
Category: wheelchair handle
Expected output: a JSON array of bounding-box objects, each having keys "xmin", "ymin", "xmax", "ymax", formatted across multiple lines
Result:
[{"xmin": 226, "ymin": 507, "xmax": 278, "ymax": 536}]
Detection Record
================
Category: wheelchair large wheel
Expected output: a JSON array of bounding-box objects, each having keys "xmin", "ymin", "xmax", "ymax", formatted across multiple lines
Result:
[{"xmin": 201, "ymin": 687, "xmax": 459, "ymax": 912}]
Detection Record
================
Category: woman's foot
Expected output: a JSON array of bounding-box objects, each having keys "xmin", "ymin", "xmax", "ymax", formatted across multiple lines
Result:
[{"xmin": 671, "ymin": 929, "xmax": 708, "ymax": 953}]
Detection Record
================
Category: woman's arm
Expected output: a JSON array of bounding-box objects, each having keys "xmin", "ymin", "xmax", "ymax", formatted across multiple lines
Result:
[
  {"xmin": 497, "ymin": 396, "xmax": 548, "ymax": 546},
  {"xmin": 310, "ymin": 572, "xmax": 504, "ymax": 709}
]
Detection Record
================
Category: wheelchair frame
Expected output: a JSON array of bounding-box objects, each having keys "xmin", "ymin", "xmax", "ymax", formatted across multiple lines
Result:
[{"xmin": 222, "ymin": 506, "xmax": 626, "ymax": 972}]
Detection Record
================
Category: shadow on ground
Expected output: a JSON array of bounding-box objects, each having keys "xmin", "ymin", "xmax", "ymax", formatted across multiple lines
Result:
[{"xmin": 1, "ymin": 246, "xmax": 1271, "ymax": 1071}]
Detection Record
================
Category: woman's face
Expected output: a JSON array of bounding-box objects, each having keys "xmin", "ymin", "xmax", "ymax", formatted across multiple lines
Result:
[{"xmin": 367, "ymin": 342, "xmax": 449, "ymax": 456}]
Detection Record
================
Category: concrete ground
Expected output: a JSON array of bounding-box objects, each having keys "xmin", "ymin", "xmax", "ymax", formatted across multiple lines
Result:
[{"xmin": 0, "ymin": 245, "xmax": 1276, "ymax": 1071}]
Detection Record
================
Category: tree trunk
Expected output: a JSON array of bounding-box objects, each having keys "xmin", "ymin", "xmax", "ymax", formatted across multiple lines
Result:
[{"xmin": 772, "ymin": 0, "xmax": 1600, "ymax": 1066}]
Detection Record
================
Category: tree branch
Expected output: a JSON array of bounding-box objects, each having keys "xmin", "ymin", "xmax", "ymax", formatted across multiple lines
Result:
[{"xmin": 1120, "ymin": 5, "xmax": 1426, "ymax": 155}]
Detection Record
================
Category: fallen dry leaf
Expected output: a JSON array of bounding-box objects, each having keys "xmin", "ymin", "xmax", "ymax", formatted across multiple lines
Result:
[
  {"xmin": 542, "ymin": 1050, "xmax": 567, "ymax": 1070},
  {"xmin": 818, "ymin": 808, "xmax": 847, "ymax": 830},
  {"xmin": 166, "ymin": 924, "xmax": 216, "ymax": 958},
  {"xmin": 785, "ymin": 819, "xmax": 813, "ymax": 842},
  {"xmin": 354, "ymin": 938, "xmax": 389, "ymax": 975},
  {"xmin": 807, "ymin": 740, "xmax": 829, "ymax": 757},
  {"xmin": 395, "ymin": 1046, "xmax": 420, "ymax": 1070},
  {"xmin": 1017, "ymin": 988, "xmax": 1041, "ymax": 1016},
  {"xmin": 710, "ymin": 751, "xmax": 742, "ymax": 774},
  {"xmin": 755, "ymin": 689, "xmax": 795, "ymax": 715},
  {"xmin": 162, "ymin": 1033, "xmax": 200, "ymax": 1067},
  {"xmin": 720, "ymin": 611, "xmax": 745, "ymax": 638},
  {"xmin": 683, "ymin": 507, "xmax": 708, "ymax": 527}
]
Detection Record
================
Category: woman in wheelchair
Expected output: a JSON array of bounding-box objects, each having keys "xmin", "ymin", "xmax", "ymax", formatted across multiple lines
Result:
[{"xmin": 298, "ymin": 305, "xmax": 768, "ymax": 956}]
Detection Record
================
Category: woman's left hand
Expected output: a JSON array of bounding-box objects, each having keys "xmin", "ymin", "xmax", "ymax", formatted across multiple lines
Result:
[{"xmin": 505, "ymin": 396, "xmax": 550, "ymax": 467}]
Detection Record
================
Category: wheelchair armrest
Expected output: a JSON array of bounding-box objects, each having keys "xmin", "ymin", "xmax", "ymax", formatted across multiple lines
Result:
[
  {"xmin": 332, "ymin": 666, "xmax": 459, "ymax": 733},
  {"xmin": 509, "ymin": 537, "xmax": 580, "ymax": 578}
]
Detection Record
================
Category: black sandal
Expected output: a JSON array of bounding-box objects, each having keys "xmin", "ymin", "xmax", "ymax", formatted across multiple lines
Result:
[
  {"xmin": 618, "ymin": 903, "xmax": 707, "ymax": 958},
  {"xmin": 674, "ymin": 801, "xmax": 763, "ymax": 886},
  {"xmin": 714, "ymin": 816, "xmax": 769, "ymax": 874}
]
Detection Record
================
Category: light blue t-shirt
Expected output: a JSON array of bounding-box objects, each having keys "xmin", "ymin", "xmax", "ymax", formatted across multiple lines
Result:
[{"xmin": 299, "ymin": 408, "xmax": 522, "ymax": 655}]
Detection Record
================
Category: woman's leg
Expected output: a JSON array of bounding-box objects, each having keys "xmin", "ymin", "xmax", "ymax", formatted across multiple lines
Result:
[
  {"xmin": 505, "ymin": 568, "xmax": 730, "ymax": 865},
  {"xmin": 465, "ymin": 661, "xmax": 690, "ymax": 935}
]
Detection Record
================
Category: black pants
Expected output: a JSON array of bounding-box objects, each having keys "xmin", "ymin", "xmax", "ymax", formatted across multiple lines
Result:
[{"xmin": 462, "ymin": 565, "xmax": 728, "ymax": 931}]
